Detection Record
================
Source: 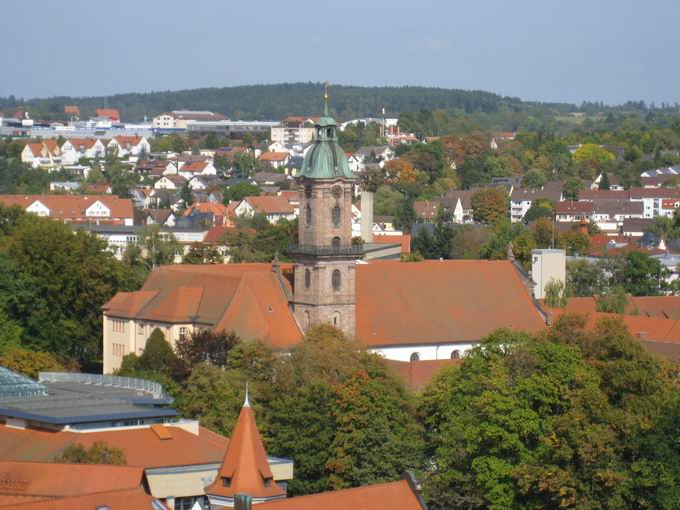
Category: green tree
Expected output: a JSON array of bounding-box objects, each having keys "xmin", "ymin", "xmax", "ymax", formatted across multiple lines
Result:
[
  {"xmin": 562, "ymin": 177, "xmax": 584, "ymax": 201},
  {"xmin": 223, "ymin": 182, "xmax": 261, "ymax": 203},
  {"xmin": 182, "ymin": 243, "xmax": 223, "ymax": 264},
  {"xmin": 471, "ymin": 188, "xmax": 507, "ymax": 225},
  {"xmin": 175, "ymin": 329, "xmax": 238, "ymax": 368},
  {"xmin": 136, "ymin": 225, "xmax": 180, "ymax": 269},
  {"xmin": 136, "ymin": 328, "xmax": 178, "ymax": 376},
  {"xmin": 523, "ymin": 198, "xmax": 554, "ymax": 223},
  {"xmin": 520, "ymin": 168, "xmax": 547, "ymax": 189},
  {"xmin": 54, "ymin": 441, "xmax": 127, "ymax": 465},
  {"xmin": 179, "ymin": 181, "xmax": 194, "ymax": 207},
  {"xmin": 544, "ymin": 278, "xmax": 567, "ymax": 307},
  {"xmin": 597, "ymin": 286, "xmax": 628, "ymax": 314},
  {"xmin": 598, "ymin": 171, "xmax": 611, "ymax": 190}
]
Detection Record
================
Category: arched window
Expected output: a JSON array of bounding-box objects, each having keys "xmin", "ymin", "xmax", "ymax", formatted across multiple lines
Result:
[
  {"xmin": 331, "ymin": 311, "xmax": 341, "ymax": 327},
  {"xmin": 451, "ymin": 350, "xmax": 461, "ymax": 359},
  {"xmin": 332, "ymin": 269, "xmax": 341, "ymax": 290},
  {"xmin": 327, "ymin": 128, "xmax": 333, "ymax": 138},
  {"xmin": 305, "ymin": 205, "xmax": 312, "ymax": 226},
  {"xmin": 303, "ymin": 310, "xmax": 311, "ymax": 327},
  {"xmin": 331, "ymin": 206, "xmax": 341, "ymax": 227},
  {"xmin": 332, "ymin": 236, "xmax": 340, "ymax": 251},
  {"xmin": 304, "ymin": 269, "xmax": 311, "ymax": 288},
  {"xmin": 410, "ymin": 352, "xmax": 420, "ymax": 362}
]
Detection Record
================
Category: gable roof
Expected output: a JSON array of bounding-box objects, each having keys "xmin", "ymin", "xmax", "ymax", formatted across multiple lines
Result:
[
  {"xmin": 180, "ymin": 161, "xmax": 211, "ymax": 173},
  {"xmin": 206, "ymin": 400, "xmax": 284, "ymax": 501},
  {"xmin": 259, "ymin": 152, "xmax": 290, "ymax": 162},
  {"xmin": 355, "ymin": 260, "xmax": 546, "ymax": 346},
  {"xmin": 244, "ymin": 196, "xmax": 296, "ymax": 215},
  {"xmin": 4, "ymin": 488, "xmax": 162, "ymax": 510},
  {"xmin": 256, "ymin": 480, "xmax": 424, "ymax": 510},
  {"xmin": 413, "ymin": 200, "xmax": 441, "ymax": 220},
  {"xmin": 63, "ymin": 138, "xmax": 99, "ymax": 150},
  {"xmin": 0, "ymin": 195, "xmax": 133, "ymax": 223},
  {"xmin": 96, "ymin": 108, "xmax": 120, "ymax": 121}
]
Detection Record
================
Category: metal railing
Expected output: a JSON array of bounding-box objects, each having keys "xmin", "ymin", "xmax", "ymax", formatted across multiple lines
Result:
[
  {"xmin": 39, "ymin": 372, "xmax": 166, "ymax": 398},
  {"xmin": 288, "ymin": 244, "xmax": 364, "ymax": 256}
]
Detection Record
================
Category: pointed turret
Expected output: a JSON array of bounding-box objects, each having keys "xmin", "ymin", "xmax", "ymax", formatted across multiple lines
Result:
[{"xmin": 205, "ymin": 389, "xmax": 285, "ymax": 507}]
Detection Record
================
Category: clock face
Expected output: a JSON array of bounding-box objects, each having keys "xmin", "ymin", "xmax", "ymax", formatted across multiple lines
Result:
[
  {"xmin": 304, "ymin": 184, "xmax": 313, "ymax": 198},
  {"xmin": 331, "ymin": 185, "xmax": 343, "ymax": 199}
]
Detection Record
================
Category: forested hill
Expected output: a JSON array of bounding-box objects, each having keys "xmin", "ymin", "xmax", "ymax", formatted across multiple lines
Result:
[{"xmin": 0, "ymin": 82, "xmax": 578, "ymax": 122}]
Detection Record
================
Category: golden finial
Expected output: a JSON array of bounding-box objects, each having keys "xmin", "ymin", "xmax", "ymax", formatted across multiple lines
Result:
[{"xmin": 323, "ymin": 81, "xmax": 330, "ymax": 116}]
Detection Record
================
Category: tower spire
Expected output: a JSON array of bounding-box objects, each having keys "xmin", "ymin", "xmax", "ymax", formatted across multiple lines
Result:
[
  {"xmin": 244, "ymin": 382, "xmax": 250, "ymax": 408},
  {"xmin": 323, "ymin": 81, "xmax": 330, "ymax": 116}
]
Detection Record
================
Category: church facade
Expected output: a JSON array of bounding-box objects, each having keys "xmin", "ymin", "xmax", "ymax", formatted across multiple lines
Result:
[{"xmin": 102, "ymin": 92, "xmax": 548, "ymax": 374}]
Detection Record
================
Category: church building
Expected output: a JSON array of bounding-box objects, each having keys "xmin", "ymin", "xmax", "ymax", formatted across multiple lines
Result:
[{"xmin": 102, "ymin": 90, "xmax": 548, "ymax": 374}]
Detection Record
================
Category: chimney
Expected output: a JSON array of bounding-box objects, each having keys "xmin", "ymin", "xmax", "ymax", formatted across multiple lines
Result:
[
  {"xmin": 360, "ymin": 190, "xmax": 374, "ymax": 243},
  {"xmin": 235, "ymin": 494, "xmax": 252, "ymax": 510}
]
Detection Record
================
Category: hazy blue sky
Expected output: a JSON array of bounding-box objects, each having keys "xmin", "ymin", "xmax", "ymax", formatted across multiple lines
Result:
[{"xmin": 4, "ymin": 0, "xmax": 679, "ymax": 105}]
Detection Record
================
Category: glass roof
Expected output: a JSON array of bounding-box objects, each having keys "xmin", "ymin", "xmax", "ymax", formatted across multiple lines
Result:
[{"xmin": 0, "ymin": 366, "xmax": 47, "ymax": 399}]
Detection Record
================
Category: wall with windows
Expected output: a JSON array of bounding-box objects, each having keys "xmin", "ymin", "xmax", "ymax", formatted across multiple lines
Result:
[{"xmin": 370, "ymin": 342, "xmax": 476, "ymax": 362}]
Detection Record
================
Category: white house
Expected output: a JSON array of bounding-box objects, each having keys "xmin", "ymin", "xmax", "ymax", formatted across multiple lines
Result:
[
  {"xmin": 21, "ymin": 141, "xmax": 62, "ymax": 168},
  {"xmin": 61, "ymin": 138, "xmax": 106, "ymax": 164},
  {"xmin": 154, "ymin": 175, "xmax": 187, "ymax": 190},
  {"xmin": 107, "ymin": 136, "xmax": 151, "ymax": 158},
  {"xmin": 178, "ymin": 161, "xmax": 217, "ymax": 180}
]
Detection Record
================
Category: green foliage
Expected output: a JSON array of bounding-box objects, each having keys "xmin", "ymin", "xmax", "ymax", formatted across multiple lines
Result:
[
  {"xmin": 223, "ymin": 182, "xmax": 261, "ymax": 203},
  {"xmin": 267, "ymin": 325, "xmax": 423, "ymax": 495},
  {"xmin": 175, "ymin": 329, "xmax": 238, "ymax": 368},
  {"xmin": 182, "ymin": 243, "xmax": 223, "ymax": 264},
  {"xmin": 401, "ymin": 251, "xmax": 424, "ymax": 262},
  {"xmin": 136, "ymin": 328, "xmax": 178, "ymax": 376},
  {"xmin": 520, "ymin": 168, "xmax": 547, "ymax": 189},
  {"xmin": 373, "ymin": 185, "xmax": 406, "ymax": 216},
  {"xmin": 522, "ymin": 198, "xmax": 554, "ymax": 223},
  {"xmin": 233, "ymin": 153, "xmax": 260, "ymax": 177},
  {"xmin": 562, "ymin": 176, "xmax": 584, "ymax": 201},
  {"xmin": 225, "ymin": 217, "xmax": 297, "ymax": 262},
  {"xmin": 0, "ymin": 346, "xmax": 63, "ymax": 378},
  {"xmin": 597, "ymin": 286, "xmax": 628, "ymax": 314},
  {"xmin": 450, "ymin": 225, "xmax": 490, "ymax": 259},
  {"xmin": 0, "ymin": 213, "xmax": 135, "ymax": 360},
  {"xmin": 131, "ymin": 225, "xmax": 180, "ymax": 270},
  {"xmin": 54, "ymin": 441, "xmax": 126, "ymax": 465},
  {"xmin": 544, "ymin": 278, "xmax": 567, "ymax": 308}
]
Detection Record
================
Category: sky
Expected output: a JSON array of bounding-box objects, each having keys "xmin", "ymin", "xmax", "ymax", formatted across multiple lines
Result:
[{"xmin": 3, "ymin": 0, "xmax": 680, "ymax": 106}]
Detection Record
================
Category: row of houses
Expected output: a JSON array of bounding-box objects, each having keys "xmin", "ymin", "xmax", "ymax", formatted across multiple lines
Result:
[{"xmin": 21, "ymin": 135, "xmax": 151, "ymax": 168}]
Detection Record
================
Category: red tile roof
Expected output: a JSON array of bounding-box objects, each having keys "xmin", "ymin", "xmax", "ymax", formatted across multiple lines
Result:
[
  {"xmin": 63, "ymin": 105, "xmax": 80, "ymax": 116},
  {"xmin": 112, "ymin": 135, "xmax": 143, "ymax": 147},
  {"xmin": 244, "ymin": 196, "xmax": 296, "ymax": 215},
  {"xmin": 206, "ymin": 402, "xmax": 284, "ymax": 501},
  {"xmin": 259, "ymin": 152, "xmax": 290, "ymax": 162},
  {"xmin": 0, "ymin": 460, "xmax": 145, "ymax": 507},
  {"xmin": 257, "ymin": 480, "xmax": 424, "ymax": 510},
  {"xmin": 0, "ymin": 424, "xmax": 228, "ymax": 469},
  {"xmin": 180, "ymin": 161, "xmax": 210, "ymax": 173},
  {"xmin": 355, "ymin": 260, "xmax": 546, "ymax": 346},
  {"xmin": 555, "ymin": 201, "xmax": 594, "ymax": 214},
  {"xmin": 386, "ymin": 358, "xmax": 462, "ymax": 390},
  {"xmin": 0, "ymin": 195, "xmax": 133, "ymax": 223},
  {"xmin": 413, "ymin": 200, "xmax": 441, "ymax": 220},
  {"xmin": 6, "ymin": 488, "xmax": 162, "ymax": 510},
  {"xmin": 96, "ymin": 108, "xmax": 120, "ymax": 121},
  {"xmin": 372, "ymin": 234, "xmax": 411, "ymax": 254},
  {"xmin": 64, "ymin": 138, "xmax": 98, "ymax": 150}
]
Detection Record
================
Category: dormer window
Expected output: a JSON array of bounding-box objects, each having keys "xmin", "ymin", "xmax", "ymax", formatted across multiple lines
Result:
[
  {"xmin": 222, "ymin": 477, "xmax": 232, "ymax": 487},
  {"xmin": 327, "ymin": 128, "xmax": 333, "ymax": 138},
  {"xmin": 264, "ymin": 477, "xmax": 273, "ymax": 487}
]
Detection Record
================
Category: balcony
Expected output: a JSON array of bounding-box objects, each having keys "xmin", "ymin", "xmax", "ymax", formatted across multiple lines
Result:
[{"xmin": 288, "ymin": 244, "xmax": 364, "ymax": 257}]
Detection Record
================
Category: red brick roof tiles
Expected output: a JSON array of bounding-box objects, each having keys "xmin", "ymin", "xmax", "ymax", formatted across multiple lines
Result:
[
  {"xmin": 256, "ymin": 480, "xmax": 424, "ymax": 510},
  {"xmin": 0, "ymin": 195, "xmax": 133, "ymax": 223},
  {"xmin": 259, "ymin": 152, "xmax": 290, "ymax": 162},
  {"xmin": 96, "ymin": 108, "xmax": 120, "ymax": 121}
]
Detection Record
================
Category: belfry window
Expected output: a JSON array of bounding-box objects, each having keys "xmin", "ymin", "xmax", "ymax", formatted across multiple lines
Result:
[
  {"xmin": 305, "ymin": 269, "xmax": 311, "ymax": 288},
  {"xmin": 331, "ymin": 206, "xmax": 341, "ymax": 227},
  {"xmin": 305, "ymin": 205, "xmax": 312, "ymax": 226},
  {"xmin": 332, "ymin": 269, "xmax": 341, "ymax": 290},
  {"xmin": 327, "ymin": 128, "xmax": 333, "ymax": 138},
  {"xmin": 410, "ymin": 352, "xmax": 420, "ymax": 362},
  {"xmin": 332, "ymin": 236, "xmax": 340, "ymax": 251}
]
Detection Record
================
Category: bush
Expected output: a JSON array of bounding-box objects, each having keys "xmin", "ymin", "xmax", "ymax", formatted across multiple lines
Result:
[{"xmin": 0, "ymin": 346, "xmax": 63, "ymax": 378}]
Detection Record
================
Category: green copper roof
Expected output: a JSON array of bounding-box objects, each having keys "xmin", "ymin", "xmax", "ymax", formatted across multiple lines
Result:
[{"xmin": 299, "ymin": 93, "xmax": 355, "ymax": 180}]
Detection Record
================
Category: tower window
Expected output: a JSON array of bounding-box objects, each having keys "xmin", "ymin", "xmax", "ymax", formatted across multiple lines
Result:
[
  {"xmin": 410, "ymin": 352, "xmax": 420, "ymax": 362},
  {"xmin": 451, "ymin": 350, "xmax": 461, "ymax": 359},
  {"xmin": 332, "ymin": 311, "xmax": 341, "ymax": 327},
  {"xmin": 332, "ymin": 236, "xmax": 340, "ymax": 251},
  {"xmin": 332, "ymin": 269, "xmax": 341, "ymax": 290},
  {"xmin": 327, "ymin": 128, "xmax": 333, "ymax": 138},
  {"xmin": 304, "ymin": 310, "xmax": 311, "ymax": 327},
  {"xmin": 305, "ymin": 269, "xmax": 311, "ymax": 288},
  {"xmin": 331, "ymin": 206, "xmax": 341, "ymax": 227},
  {"xmin": 305, "ymin": 205, "xmax": 312, "ymax": 226}
]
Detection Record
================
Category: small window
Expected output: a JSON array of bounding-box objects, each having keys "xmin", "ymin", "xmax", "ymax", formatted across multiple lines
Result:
[
  {"xmin": 451, "ymin": 350, "xmax": 461, "ymax": 359},
  {"xmin": 332, "ymin": 311, "xmax": 341, "ymax": 327},
  {"xmin": 222, "ymin": 477, "xmax": 231, "ymax": 487},
  {"xmin": 327, "ymin": 128, "xmax": 333, "ymax": 138},
  {"xmin": 305, "ymin": 205, "xmax": 312, "ymax": 226},
  {"xmin": 331, "ymin": 206, "xmax": 341, "ymax": 227},
  {"xmin": 305, "ymin": 269, "xmax": 311, "ymax": 288},
  {"xmin": 179, "ymin": 327, "xmax": 188, "ymax": 341},
  {"xmin": 332, "ymin": 236, "xmax": 340, "ymax": 251},
  {"xmin": 332, "ymin": 269, "xmax": 341, "ymax": 290},
  {"xmin": 304, "ymin": 310, "xmax": 311, "ymax": 327},
  {"xmin": 410, "ymin": 352, "xmax": 420, "ymax": 362}
]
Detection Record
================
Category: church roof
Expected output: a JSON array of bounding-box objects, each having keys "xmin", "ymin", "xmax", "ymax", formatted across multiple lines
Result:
[
  {"xmin": 299, "ymin": 91, "xmax": 354, "ymax": 181},
  {"xmin": 205, "ymin": 396, "xmax": 285, "ymax": 501}
]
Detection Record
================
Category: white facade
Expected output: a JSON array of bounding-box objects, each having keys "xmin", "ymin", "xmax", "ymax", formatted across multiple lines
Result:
[
  {"xmin": 270, "ymin": 126, "xmax": 315, "ymax": 146},
  {"xmin": 370, "ymin": 342, "xmax": 475, "ymax": 362},
  {"xmin": 61, "ymin": 139, "xmax": 106, "ymax": 164},
  {"xmin": 531, "ymin": 249, "xmax": 566, "ymax": 300}
]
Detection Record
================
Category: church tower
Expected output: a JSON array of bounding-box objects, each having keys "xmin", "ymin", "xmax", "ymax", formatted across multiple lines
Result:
[{"xmin": 290, "ymin": 84, "xmax": 360, "ymax": 335}]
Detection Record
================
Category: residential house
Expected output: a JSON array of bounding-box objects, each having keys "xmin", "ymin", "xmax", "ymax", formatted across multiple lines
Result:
[
  {"xmin": 259, "ymin": 151, "xmax": 290, "ymax": 169},
  {"xmin": 270, "ymin": 116, "xmax": 316, "ymax": 146},
  {"xmin": 442, "ymin": 189, "xmax": 475, "ymax": 223},
  {"xmin": 60, "ymin": 137, "xmax": 106, "ymax": 164},
  {"xmin": 509, "ymin": 181, "xmax": 563, "ymax": 223},
  {"xmin": 152, "ymin": 110, "xmax": 227, "ymax": 130},
  {"xmin": 21, "ymin": 140, "xmax": 62, "ymax": 168},
  {"xmin": 0, "ymin": 195, "xmax": 134, "ymax": 225},
  {"xmin": 555, "ymin": 201, "xmax": 594, "ymax": 223},
  {"xmin": 96, "ymin": 108, "xmax": 120, "ymax": 122},
  {"xmin": 63, "ymin": 105, "xmax": 80, "ymax": 120},
  {"xmin": 108, "ymin": 135, "xmax": 151, "ymax": 158},
  {"xmin": 135, "ymin": 159, "xmax": 177, "ymax": 177},
  {"xmin": 177, "ymin": 161, "xmax": 218, "ymax": 180},
  {"xmin": 253, "ymin": 171, "xmax": 292, "ymax": 188},
  {"xmin": 184, "ymin": 202, "xmax": 232, "ymax": 227},
  {"xmin": 234, "ymin": 195, "xmax": 297, "ymax": 224},
  {"xmin": 154, "ymin": 174, "xmax": 187, "ymax": 190},
  {"xmin": 413, "ymin": 200, "xmax": 441, "ymax": 222},
  {"xmin": 146, "ymin": 208, "xmax": 176, "ymax": 227}
]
